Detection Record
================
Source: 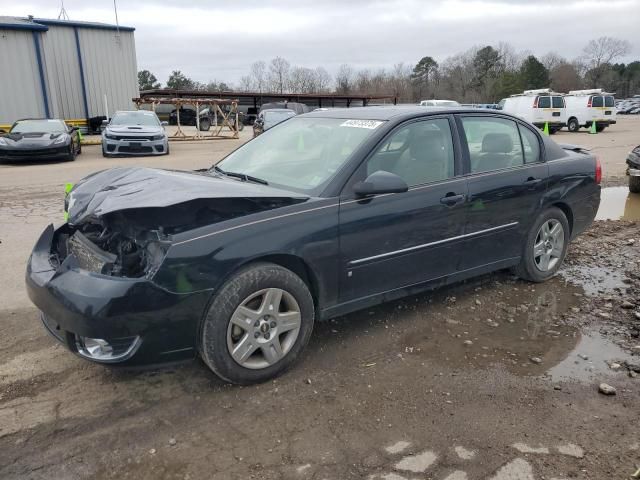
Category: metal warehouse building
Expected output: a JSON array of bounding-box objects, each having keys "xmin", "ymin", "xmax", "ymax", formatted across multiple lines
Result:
[{"xmin": 0, "ymin": 16, "xmax": 138, "ymax": 130}]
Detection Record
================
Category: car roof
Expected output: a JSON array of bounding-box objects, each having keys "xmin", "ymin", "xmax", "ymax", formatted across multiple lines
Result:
[{"xmin": 303, "ymin": 105, "xmax": 507, "ymax": 121}]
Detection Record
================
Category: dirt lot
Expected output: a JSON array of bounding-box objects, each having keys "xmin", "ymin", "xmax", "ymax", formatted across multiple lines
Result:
[{"xmin": 1, "ymin": 120, "xmax": 640, "ymax": 480}]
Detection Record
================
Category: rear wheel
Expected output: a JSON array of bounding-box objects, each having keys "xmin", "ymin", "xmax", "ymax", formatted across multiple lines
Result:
[
  {"xmin": 596, "ymin": 125, "xmax": 606, "ymax": 133},
  {"xmin": 200, "ymin": 262, "xmax": 315, "ymax": 384},
  {"xmin": 514, "ymin": 207, "xmax": 570, "ymax": 282},
  {"xmin": 567, "ymin": 118, "xmax": 580, "ymax": 132},
  {"xmin": 629, "ymin": 176, "xmax": 640, "ymax": 193},
  {"xmin": 549, "ymin": 127, "xmax": 559, "ymax": 134}
]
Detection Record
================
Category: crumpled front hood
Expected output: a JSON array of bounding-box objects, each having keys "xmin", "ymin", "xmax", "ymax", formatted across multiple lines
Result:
[{"xmin": 67, "ymin": 166, "xmax": 308, "ymax": 224}]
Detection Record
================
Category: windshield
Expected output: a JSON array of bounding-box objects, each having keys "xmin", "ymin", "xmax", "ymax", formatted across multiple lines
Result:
[
  {"xmin": 263, "ymin": 110, "xmax": 296, "ymax": 126},
  {"xmin": 11, "ymin": 119, "xmax": 67, "ymax": 134},
  {"xmin": 110, "ymin": 111, "xmax": 160, "ymax": 127},
  {"xmin": 216, "ymin": 117, "xmax": 384, "ymax": 194}
]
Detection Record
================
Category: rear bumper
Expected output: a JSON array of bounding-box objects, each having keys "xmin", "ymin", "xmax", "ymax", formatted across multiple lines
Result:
[
  {"xmin": 569, "ymin": 189, "xmax": 600, "ymax": 239},
  {"xmin": 26, "ymin": 225, "xmax": 210, "ymax": 365}
]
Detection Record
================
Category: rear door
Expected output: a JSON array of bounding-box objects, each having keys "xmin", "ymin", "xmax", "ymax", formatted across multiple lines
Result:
[
  {"xmin": 456, "ymin": 114, "xmax": 548, "ymax": 271},
  {"xmin": 338, "ymin": 116, "xmax": 467, "ymax": 302}
]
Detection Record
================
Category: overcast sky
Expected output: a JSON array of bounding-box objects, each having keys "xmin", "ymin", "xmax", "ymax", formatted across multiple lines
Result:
[{"xmin": 2, "ymin": 0, "xmax": 638, "ymax": 85}]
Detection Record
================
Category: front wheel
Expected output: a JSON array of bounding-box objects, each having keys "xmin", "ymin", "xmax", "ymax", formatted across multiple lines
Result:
[
  {"xmin": 200, "ymin": 263, "xmax": 315, "ymax": 384},
  {"xmin": 629, "ymin": 176, "xmax": 640, "ymax": 193},
  {"xmin": 65, "ymin": 143, "xmax": 77, "ymax": 162},
  {"xmin": 514, "ymin": 207, "xmax": 570, "ymax": 282},
  {"xmin": 199, "ymin": 118, "xmax": 211, "ymax": 131}
]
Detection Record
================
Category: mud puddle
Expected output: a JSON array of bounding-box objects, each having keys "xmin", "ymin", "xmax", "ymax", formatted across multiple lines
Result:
[
  {"xmin": 546, "ymin": 329, "xmax": 633, "ymax": 383},
  {"xmin": 560, "ymin": 264, "xmax": 629, "ymax": 295},
  {"xmin": 340, "ymin": 274, "xmax": 590, "ymax": 378},
  {"xmin": 597, "ymin": 186, "xmax": 640, "ymax": 221}
]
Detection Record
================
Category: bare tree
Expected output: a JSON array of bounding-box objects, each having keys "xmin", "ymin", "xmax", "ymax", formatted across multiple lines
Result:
[
  {"xmin": 250, "ymin": 61, "xmax": 267, "ymax": 93},
  {"xmin": 541, "ymin": 52, "xmax": 566, "ymax": 71},
  {"xmin": 268, "ymin": 57, "xmax": 291, "ymax": 94},
  {"xmin": 582, "ymin": 36, "xmax": 632, "ymax": 86},
  {"xmin": 335, "ymin": 64, "xmax": 354, "ymax": 94},
  {"xmin": 315, "ymin": 67, "xmax": 332, "ymax": 92},
  {"xmin": 549, "ymin": 62, "xmax": 582, "ymax": 92},
  {"xmin": 238, "ymin": 75, "xmax": 253, "ymax": 92},
  {"xmin": 290, "ymin": 67, "xmax": 318, "ymax": 93}
]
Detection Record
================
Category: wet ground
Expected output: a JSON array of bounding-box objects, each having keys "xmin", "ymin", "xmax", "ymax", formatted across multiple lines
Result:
[{"xmin": 1, "ymin": 130, "xmax": 640, "ymax": 479}]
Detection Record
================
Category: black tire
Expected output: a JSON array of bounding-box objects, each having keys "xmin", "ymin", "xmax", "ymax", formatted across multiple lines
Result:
[
  {"xmin": 236, "ymin": 121, "xmax": 245, "ymax": 132},
  {"xmin": 200, "ymin": 262, "xmax": 315, "ymax": 385},
  {"xmin": 549, "ymin": 127, "xmax": 559, "ymax": 135},
  {"xmin": 102, "ymin": 145, "xmax": 110, "ymax": 158},
  {"xmin": 165, "ymin": 143, "xmax": 170, "ymax": 155},
  {"xmin": 567, "ymin": 118, "xmax": 580, "ymax": 132},
  {"xmin": 629, "ymin": 176, "xmax": 640, "ymax": 193},
  {"xmin": 514, "ymin": 207, "xmax": 570, "ymax": 283},
  {"xmin": 596, "ymin": 125, "xmax": 606, "ymax": 133},
  {"xmin": 77, "ymin": 143, "xmax": 82, "ymax": 154},
  {"xmin": 65, "ymin": 143, "xmax": 77, "ymax": 162},
  {"xmin": 199, "ymin": 118, "xmax": 211, "ymax": 131}
]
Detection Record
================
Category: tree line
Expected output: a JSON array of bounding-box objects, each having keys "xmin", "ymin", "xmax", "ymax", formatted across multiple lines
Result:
[{"xmin": 138, "ymin": 36, "xmax": 639, "ymax": 103}]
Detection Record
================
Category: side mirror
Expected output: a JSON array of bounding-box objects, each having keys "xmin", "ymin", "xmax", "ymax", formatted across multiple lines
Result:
[
  {"xmin": 101, "ymin": 119, "xmax": 109, "ymax": 127},
  {"xmin": 70, "ymin": 126, "xmax": 79, "ymax": 132},
  {"xmin": 0, "ymin": 129, "xmax": 6, "ymax": 134},
  {"xmin": 161, "ymin": 121, "xmax": 168, "ymax": 126},
  {"xmin": 353, "ymin": 170, "xmax": 408, "ymax": 198}
]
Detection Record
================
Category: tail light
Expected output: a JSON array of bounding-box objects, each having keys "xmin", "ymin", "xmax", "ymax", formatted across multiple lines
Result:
[
  {"xmin": 587, "ymin": 97, "xmax": 593, "ymax": 108},
  {"xmin": 595, "ymin": 156, "xmax": 602, "ymax": 184}
]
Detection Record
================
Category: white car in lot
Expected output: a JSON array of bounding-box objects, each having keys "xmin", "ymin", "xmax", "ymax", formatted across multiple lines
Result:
[
  {"xmin": 102, "ymin": 111, "xmax": 169, "ymax": 157},
  {"xmin": 564, "ymin": 89, "xmax": 617, "ymax": 132},
  {"xmin": 501, "ymin": 89, "xmax": 566, "ymax": 134},
  {"xmin": 419, "ymin": 99, "xmax": 461, "ymax": 107}
]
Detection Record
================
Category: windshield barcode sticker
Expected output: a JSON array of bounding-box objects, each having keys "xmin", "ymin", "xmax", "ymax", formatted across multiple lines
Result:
[{"xmin": 340, "ymin": 120, "xmax": 383, "ymax": 129}]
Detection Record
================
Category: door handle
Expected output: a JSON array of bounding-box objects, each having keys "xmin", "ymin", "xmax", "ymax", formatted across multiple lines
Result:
[
  {"xmin": 440, "ymin": 193, "xmax": 466, "ymax": 206},
  {"xmin": 524, "ymin": 177, "xmax": 542, "ymax": 186}
]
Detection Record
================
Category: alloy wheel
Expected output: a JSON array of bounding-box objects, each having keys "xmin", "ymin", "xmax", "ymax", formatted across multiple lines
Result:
[
  {"xmin": 226, "ymin": 288, "xmax": 301, "ymax": 369},
  {"xmin": 533, "ymin": 219, "xmax": 564, "ymax": 272}
]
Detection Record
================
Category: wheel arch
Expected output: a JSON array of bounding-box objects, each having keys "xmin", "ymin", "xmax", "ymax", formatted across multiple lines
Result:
[{"xmin": 551, "ymin": 202, "xmax": 574, "ymax": 235}]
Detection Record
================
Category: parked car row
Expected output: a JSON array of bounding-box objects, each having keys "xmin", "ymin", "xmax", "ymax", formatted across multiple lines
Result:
[
  {"xmin": 616, "ymin": 97, "xmax": 640, "ymax": 114},
  {"xmin": 168, "ymin": 107, "xmax": 245, "ymax": 131}
]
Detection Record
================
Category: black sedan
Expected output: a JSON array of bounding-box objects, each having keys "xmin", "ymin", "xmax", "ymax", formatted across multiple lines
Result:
[
  {"xmin": 26, "ymin": 107, "xmax": 601, "ymax": 384},
  {"xmin": 0, "ymin": 119, "xmax": 81, "ymax": 162}
]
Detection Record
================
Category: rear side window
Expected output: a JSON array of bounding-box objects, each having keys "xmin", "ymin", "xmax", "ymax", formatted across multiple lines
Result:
[
  {"xmin": 518, "ymin": 125, "xmax": 541, "ymax": 164},
  {"xmin": 605, "ymin": 96, "xmax": 615, "ymax": 107},
  {"xmin": 552, "ymin": 96, "xmax": 564, "ymax": 108},
  {"xmin": 591, "ymin": 96, "xmax": 604, "ymax": 107},
  {"xmin": 537, "ymin": 96, "xmax": 551, "ymax": 108},
  {"xmin": 461, "ymin": 116, "xmax": 523, "ymax": 173}
]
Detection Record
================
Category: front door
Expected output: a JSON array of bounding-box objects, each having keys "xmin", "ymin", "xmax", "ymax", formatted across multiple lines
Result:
[
  {"xmin": 338, "ymin": 116, "xmax": 468, "ymax": 303},
  {"xmin": 456, "ymin": 114, "xmax": 548, "ymax": 271}
]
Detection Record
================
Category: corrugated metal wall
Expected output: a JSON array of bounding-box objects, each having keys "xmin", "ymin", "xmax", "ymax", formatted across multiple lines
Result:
[
  {"xmin": 0, "ymin": 30, "xmax": 46, "ymax": 124},
  {"xmin": 77, "ymin": 28, "xmax": 139, "ymax": 118},
  {"xmin": 0, "ymin": 23, "xmax": 138, "ymax": 125},
  {"xmin": 41, "ymin": 26, "xmax": 85, "ymax": 119}
]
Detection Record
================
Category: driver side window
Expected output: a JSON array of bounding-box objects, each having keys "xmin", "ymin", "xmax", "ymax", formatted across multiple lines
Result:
[{"xmin": 366, "ymin": 119, "xmax": 455, "ymax": 187}]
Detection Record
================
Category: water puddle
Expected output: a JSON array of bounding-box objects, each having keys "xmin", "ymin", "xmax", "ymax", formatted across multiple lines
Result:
[
  {"xmin": 597, "ymin": 186, "xmax": 640, "ymax": 221},
  {"xmin": 546, "ymin": 329, "xmax": 633, "ymax": 383},
  {"xmin": 389, "ymin": 276, "xmax": 588, "ymax": 377},
  {"xmin": 560, "ymin": 265, "xmax": 629, "ymax": 295}
]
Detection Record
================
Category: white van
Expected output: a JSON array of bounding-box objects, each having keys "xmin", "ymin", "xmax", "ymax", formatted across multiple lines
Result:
[
  {"xmin": 419, "ymin": 99, "xmax": 461, "ymax": 107},
  {"xmin": 564, "ymin": 89, "xmax": 617, "ymax": 132},
  {"xmin": 501, "ymin": 89, "xmax": 566, "ymax": 134}
]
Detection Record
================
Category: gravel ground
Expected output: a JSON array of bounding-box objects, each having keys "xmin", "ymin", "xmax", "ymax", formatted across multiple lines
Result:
[{"xmin": 1, "ymin": 122, "xmax": 639, "ymax": 480}]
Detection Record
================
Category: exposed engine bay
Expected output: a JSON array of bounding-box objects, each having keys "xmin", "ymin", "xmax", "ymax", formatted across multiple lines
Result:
[{"xmin": 52, "ymin": 197, "xmax": 304, "ymax": 278}]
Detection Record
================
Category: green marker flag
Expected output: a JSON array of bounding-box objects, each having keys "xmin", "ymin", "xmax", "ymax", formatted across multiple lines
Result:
[
  {"xmin": 543, "ymin": 122, "xmax": 549, "ymax": 136},
  {"xmin": 64, "ymin": 182, "xmax": 74, "ymax": 221}
]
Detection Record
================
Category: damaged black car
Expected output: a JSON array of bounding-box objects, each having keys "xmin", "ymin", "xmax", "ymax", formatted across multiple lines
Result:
[{"xmin": 27, "ymin": 107, "xmax": 601, "ymax": 384}]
